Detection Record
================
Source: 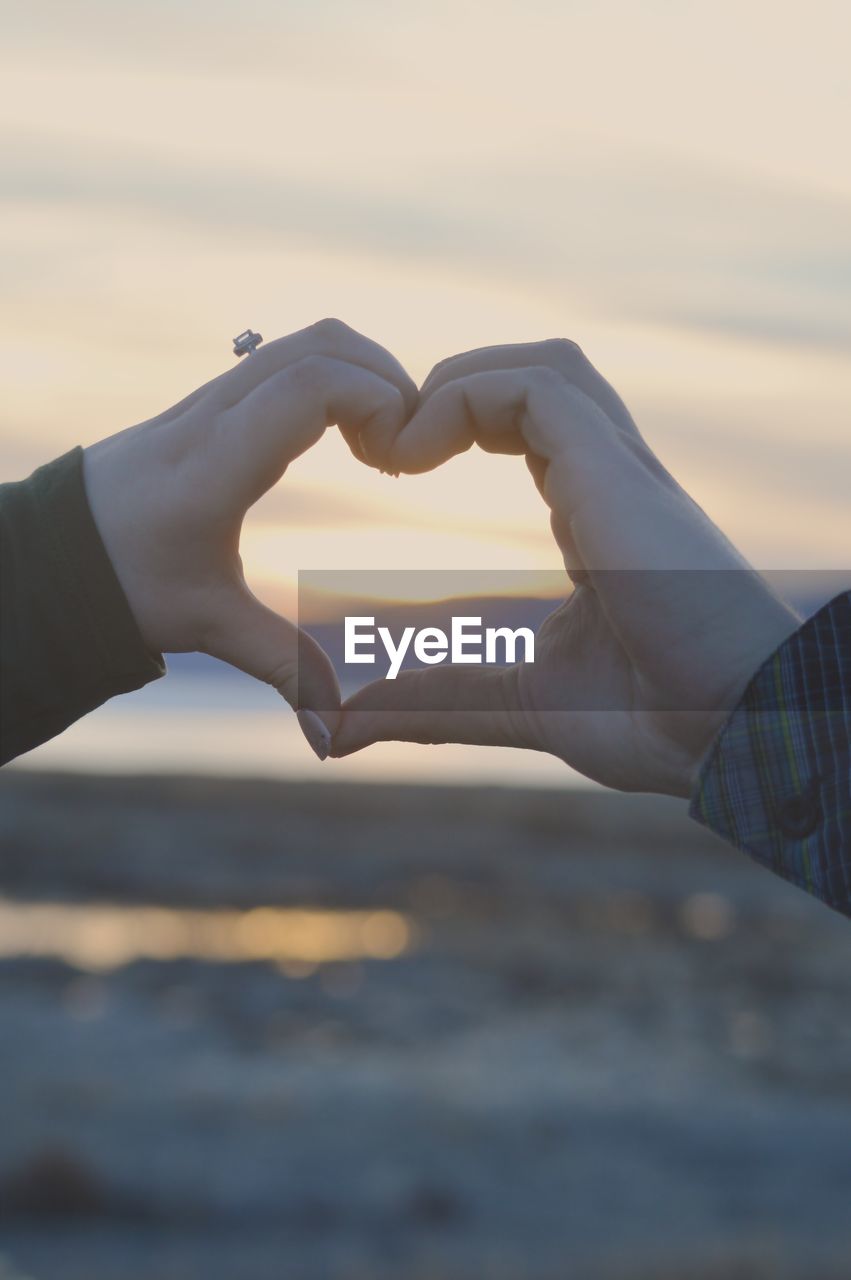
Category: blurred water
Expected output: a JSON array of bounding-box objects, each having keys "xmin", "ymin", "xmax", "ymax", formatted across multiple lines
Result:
[
  {"xmin": 15, "ymin": 656, "xmax": 588, "ymax": 789},
  {"xmin": 1, "ymin": 772, "xmax": 850, "ymax": 1280}
]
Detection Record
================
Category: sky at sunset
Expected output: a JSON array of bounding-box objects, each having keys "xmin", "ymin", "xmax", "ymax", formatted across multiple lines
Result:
[{"xmin": 2, "ymin": 0, "xmax": 849, "ymax": 779}]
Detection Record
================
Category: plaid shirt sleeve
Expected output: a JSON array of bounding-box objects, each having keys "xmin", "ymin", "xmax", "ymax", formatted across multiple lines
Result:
[{"xmin": 689, "ymin": 591, "xmax": 851, "ymax": 917}]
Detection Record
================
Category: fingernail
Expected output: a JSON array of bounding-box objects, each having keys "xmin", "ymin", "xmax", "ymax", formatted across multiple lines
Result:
[{"xmin": 297, "ymin": 709, "xmax": 331, "ymax": 761}]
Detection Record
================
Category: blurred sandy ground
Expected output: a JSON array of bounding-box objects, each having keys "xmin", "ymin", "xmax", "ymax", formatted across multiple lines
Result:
[{"xmin": 0, "ymin": 771, "xmax": 850, "ymax": 1279}]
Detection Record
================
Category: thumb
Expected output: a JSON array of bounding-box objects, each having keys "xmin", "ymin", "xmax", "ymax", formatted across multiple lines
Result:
[
  {"xmin": 203, "ymin": 585, "xmax": 341, "ymax": 760},
  {"xmin": 331, "ymin": 664, "xmax": 530, "ymax": 757}
]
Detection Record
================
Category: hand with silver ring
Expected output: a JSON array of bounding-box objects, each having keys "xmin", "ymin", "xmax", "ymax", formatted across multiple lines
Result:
[{"xmin": 82, "ymin": 319, "xmax": 417, "ymax": 757}]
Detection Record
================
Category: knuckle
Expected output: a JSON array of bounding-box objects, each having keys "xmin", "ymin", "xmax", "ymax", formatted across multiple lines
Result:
[
  {"xmin": 542, "ymin": 337, "xmax": 584, "ymax": 363},
  {"xmin": 266, "ymin": 657, "xmax": 298, "ymax": 699},
  {"xmin": 310, "ymin": 316, "xmax": 351, "ymax": 347},
  {"xmin": 525, "ymin": 364, "xmax": 566, "ymax": 393},
  {"xmin": 288, "ymin": 352, "xmax": 330, "ymax": 391},
  {"xmin": 428, "ymin": 354, "xmax": 454, "ymax": 378},
  {"xmin": 501, "ymin": 668, "xmax": 533, "ymax": 749}
]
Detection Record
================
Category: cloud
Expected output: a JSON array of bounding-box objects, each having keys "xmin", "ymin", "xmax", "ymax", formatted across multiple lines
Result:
[
  {"xmin": 248, "ymin": 483, "xmax": 554, "ymax": 553},
  {"xmin": 3, "ymin": 128, "xmax": 849, "ymax": 356},
  {"xmin": 0, "ymin": 133, "xmax": 504, "ymax": 269},
  {"xmin": 657, "ymin": 309, "xmax": 851, "ymax": 355},
  {"xmin": 0, "ymin": 0, "xmax": 399, "ymax": 81},
  {"xmin": 249, "ymin": 482, "xmax": 419, "ymax": 528},
  {"xmin": 651, "ymin": 413, "xmax": 851, "ymax": 511}
]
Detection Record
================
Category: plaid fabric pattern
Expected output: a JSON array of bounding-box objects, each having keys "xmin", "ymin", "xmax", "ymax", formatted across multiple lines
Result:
[{"xmin": 690, "ymin": 591, "xmax": 851, "ymax": 917}]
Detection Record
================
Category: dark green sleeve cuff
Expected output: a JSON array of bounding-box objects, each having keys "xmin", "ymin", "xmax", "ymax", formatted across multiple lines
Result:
[{"xmin": 0, "ymin": 447, "xmax": 165, "ymax": 764}]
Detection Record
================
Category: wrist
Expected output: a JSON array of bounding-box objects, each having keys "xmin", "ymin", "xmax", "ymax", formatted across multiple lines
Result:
[
  {"xmin": 672, "ymin": 599, "xmax": 802, "ymax": 802},
  {"xmin": 81, "ymin": 441, "xmax": 160, "ymax": 654}
]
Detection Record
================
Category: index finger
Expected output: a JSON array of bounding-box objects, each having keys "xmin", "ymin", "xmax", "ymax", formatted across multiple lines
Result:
[
  {"xmin": 386, "ymin": 367, "xmax": 634, "ymax": 578},
  {"xmin": 419, "ymin": 339, "xmax": 638, "ymax": 437},
  {"xmin": 161, "ymin": 318, "xmax": 419, "ymax": 427},
  {"xmin": 388, "ymin": 366, "xmax": 618, "ymax": 478},
  {"xmin": 214, "ymin": 355, "xmax": 409, "ymax": 510}
]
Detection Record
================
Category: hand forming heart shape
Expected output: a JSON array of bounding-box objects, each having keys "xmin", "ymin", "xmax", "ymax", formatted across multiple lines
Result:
[{"xmin": 83, "ymin": 319, "xmax": 798, "ymax": 798}]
